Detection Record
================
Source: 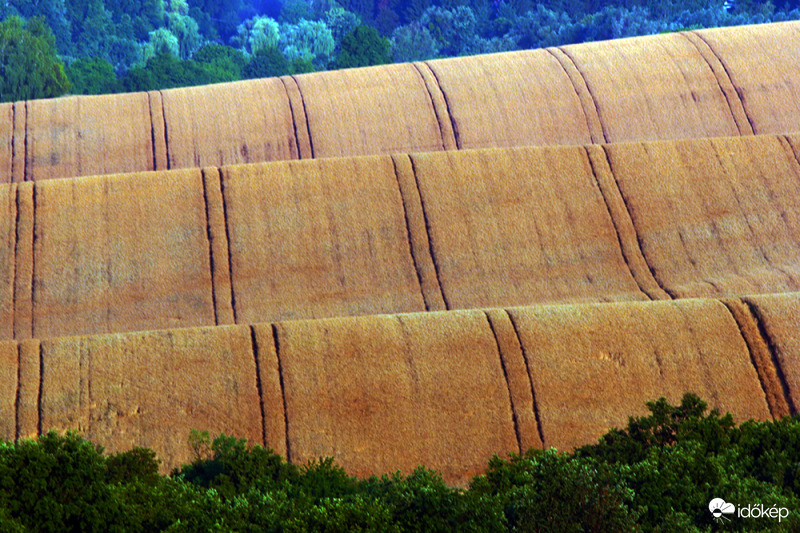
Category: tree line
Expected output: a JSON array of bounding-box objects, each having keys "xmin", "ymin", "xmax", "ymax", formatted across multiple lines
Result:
[
  {"xmin": 1, "ymin": 394, "xmax": 799, "ymax": 531},
  {"xmin": 1, "ymin": 0, "xmax": 798, "ymax": 102}
]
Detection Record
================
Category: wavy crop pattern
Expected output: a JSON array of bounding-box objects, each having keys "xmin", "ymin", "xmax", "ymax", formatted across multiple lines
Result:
[{"xmin": 0, "ymin": 21, "xmax": 799, "ymax": 485}]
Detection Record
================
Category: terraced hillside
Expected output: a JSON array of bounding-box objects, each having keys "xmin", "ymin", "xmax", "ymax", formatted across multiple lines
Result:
[{"xmin": 1, "ymin": 21, "xmax": 799, "ymax": 485}]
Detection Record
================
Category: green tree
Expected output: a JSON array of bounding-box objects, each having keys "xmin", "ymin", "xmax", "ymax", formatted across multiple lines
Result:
[
  {"xmin": 334, "ymin": 25, "xmax": 391, "ymax": 69},
  {"xmin": 75, "ymin": 0, "xmax": 113, "ymax": 57},
  {"xmin": 325, "ymin": 5, "xmax": 362, "ymax": 50},
  {"xmin": 391, "ymin": 21, "xmax": 440, "ymax": 62},
  {"xmin": 418, "ymin": 5, "xmax": 481, "ymax": 56},
  {"xmin": 0, "ymin": 16, "xmax": 70, "ymax": 102},
  {"xmin": 191, "ymin": 0, "xmax": 243, "ymax": 42},
  {"xmin": 193, "ymin": 43, "xmax": 247, "ymax": 77},
  {"xmin": 280, "ymin": 0, "xmax": 316, "ymax": 23},
  {"xmin": 167, "ymin": 10, "xmax": 203, "ymax": 59},
  {"xmin": 121, "ymin": 52, "xmax": 235, "ymax": 92},
  {"xmin": 65, "ymin": 57, "xmax": 119, "ymax": 95},
  {"xmin": 279, "ymin": 18, "xmax": 336, "ymax": 69},
  {"xmin": 0, "ymin": 431, "xmax": 130, "ymax": 532},
  {"xmin": 9, "ymin": 0, "xmax": 72, "ymax": 56},
  {"xmin": 235, "ymin": 15, "xmax": 280, "ymax": 55},
  {"xmin": 471, "ymin": 449, "xmax": 638, "ymax": 532},
  {"xmin": 241, "ymin": 47, "xmax": 290, "ymax": 79},
  {"xmin": 289, "ymin": 56, "xmax": 316, "ymax": 74},
  {"xmin": 144, "ymin": 27, "xmax": 180, "ymax": 61}
]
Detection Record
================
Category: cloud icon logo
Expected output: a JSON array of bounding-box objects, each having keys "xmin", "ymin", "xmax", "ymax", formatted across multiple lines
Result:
[{"xmin": 709, "ymin": 498, "xmax": 736, "ymax": 522}]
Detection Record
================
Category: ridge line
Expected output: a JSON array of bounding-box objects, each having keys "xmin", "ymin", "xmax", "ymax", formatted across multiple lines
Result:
[
  {"xmin": 546, "ymin": 48, "xmax": 604, "ymax": 144},
  {"xmin": 684, "ymin": 31, "xmax": 756, "ymax": 135},
  {"xmin": 9, "ymin": 104, "xmax": 14, "ymax": 182},
  {"xmin": 146, "ymin": 92, "xmax": 157, "ymax": 171},
  {"xmin": 30, "ymin": 183, "xmax": 37, "ymax": 337},
  {"xmin": 720, "ymin": 299, "xmax": 787, "ymax": 419},
  {"xmin": 218, "ymin": 172, "xmax": 238, "ymax": 323},
  {"xmin": 159, "ymin": 91, "xmax": 171, "ymax": 170},
  {"xmin": 36, "ymin": 340, "xmax": 42, "ymax": 436},
  {"xmin": 12, "ymin": 185, "xmax": 19, "ymax": 338},
  {"xmin": 583, "ymin": 146, "xmax": 653, "ymax": 300},
  {"xmin": 14, "ymin": 342, "xmax": 20, "ymax": 441},
  {"xmin": 23, "ymin": 101, "xmax": 28, "ymax": 181}
]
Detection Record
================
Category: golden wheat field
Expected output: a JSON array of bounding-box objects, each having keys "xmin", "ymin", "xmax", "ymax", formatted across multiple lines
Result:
[{"xmin": 1, "ymin": 21, "xmax": 799, "ymax": 485}]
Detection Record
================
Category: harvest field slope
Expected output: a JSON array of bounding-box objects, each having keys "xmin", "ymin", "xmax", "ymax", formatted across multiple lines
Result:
[
  {"xmin": 2, "ymin": 22, "xmax": 800, "ymax": 182},
  {"xmin": 0, "ymin": 294, "xmax": 797, "ymax": 484},
  {"xmin": 0, "ymin": 136, "xmax": 797, "ymax": 340},
  {"xmin": 0, "ymin": 22, "xmax": 799, "ymax": 484}
]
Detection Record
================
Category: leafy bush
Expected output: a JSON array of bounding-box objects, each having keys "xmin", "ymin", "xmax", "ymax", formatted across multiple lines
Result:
[
  {"xmin": 334, "ymin": 25, "xmax": 391, "ymax": 69},
  {"xmin": 363, "ymin": 466, "xmax": 505, "ymax": 532},
  {"xmin": 0, "ymin": 431, "xmax": 129, "ymax": 532},
  {"xmin": 471, "ymin": 449, "xmax": 637, "ymax": 532},
  {"xmin": 0, "ymin": 16, "xmax": 70, "ymax": 102},
  {"xmin": 65, "ymin": 57, "xmax": 120, "ymax": 95},
  {"xmin": 1, "ymin": 394, "xmax": 799, "ymax": 530},
  {"xmin": 175, "ymin": 432, "xmax": 300, "ymax": 498},
  {"xmin": 241, "ymin": 47, "xmax": 290, "ymax": 79}
]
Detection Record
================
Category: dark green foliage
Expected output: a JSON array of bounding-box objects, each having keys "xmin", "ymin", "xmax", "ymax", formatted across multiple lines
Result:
[
  {"xmin": 577, "ymin": 393, "xmax": 737, "ymax": 464},
  {"xmin": 289, "ymin": 56, "xmax": 316, "ymax": 74},
  {"xmin": 120, "ymin": 52, "xmax": 237, "ymax": 92},
  {"xmin": 193, "ymin": 43, "xmax": 248, "ymax": 77},
  {"xmin": 418, "ymin": 5, "xmax": 481, "ymax": 56},
  {"xmin": 334, "ymin": 25, "xmax": 391, "ymax": 69},
  {"xmin": 2, "ymin": 395, "xmax": 800, "ymax": 530},
  {"xmin": 0, "ymin": 16, "xmax": 70, "ymax": 102},
  {"xmin": 576, "ymin": 393, "xmax": 800, "ymax": 531},
  {"xmin": 175, "ymin": 432, "xmax": 301, "ymax": 498},
  {"xmin": 0, "ymin": 431, "xmax": 129, "ymax": 532},
  {"xmin": 280, "ymin": 0, "xmax": 316, "ymax": 23},
  {"xmin": 65, "ymin": 57, "xmax": 119, "ymax": 95},
  {"xmin": 105, "ymin": 447, "xmax": 160, "ymax": 486},
  {"xmin": 363, "ymin": 467, "xmax": 506, "ymax": 532},
  {"xmin": 471, "ymin": 449, "xmax": 637, "ymax": 532},
  {"xmin": 188, "ymin": 7, "xmax": 218, "ymax": 41},
  {"xmin": 4, "ymin": 0, "xmax": 800, "ymax": 98},
  {"xmin": 241, "ymin": 47, "xmax": 290, "ymax": 79}
]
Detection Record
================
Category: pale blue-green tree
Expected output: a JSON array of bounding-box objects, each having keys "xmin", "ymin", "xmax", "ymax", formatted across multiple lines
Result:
[
  {"xmin": 167, "ymin": 11, "xmax": 203, "ymax": 59},
  {"xmin": 418, "ymin": 5, "xmax": 480, "ymax": 57},
  {"xmin": 325, "ymin": 6, "xmax": 361, "ymax": 50},
  {"xmin": 279, "ymin": 19, "xmax": 335, "ymax": 69},
  {"xmin": 234, "ymin": 16, "xmax": 280, "ymax": 55},
  {"xmin": 168, "ymin": 0, "xmax": 189, "ymax": 16},
  {"xmin": 139, "ymin": 27, "xmax": 180, "ymax": 65},
  {"xmin": 391, "ymin": 22, "xmax": 439, "ymax": 62}
]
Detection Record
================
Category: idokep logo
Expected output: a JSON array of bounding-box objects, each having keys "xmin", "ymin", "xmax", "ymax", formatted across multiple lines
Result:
[
  {"xmin": 709, "ymin": 498, "xmax": 735, "ymax": 523},
  {"xmin": 709, "ymin": 497, "xmax": 791, "ymax": 524}
]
